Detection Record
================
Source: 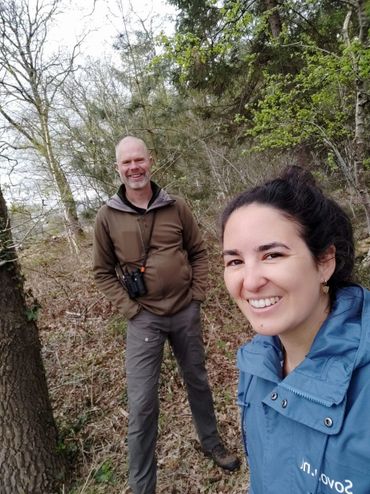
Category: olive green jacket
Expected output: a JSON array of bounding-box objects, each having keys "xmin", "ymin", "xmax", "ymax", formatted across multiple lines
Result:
[{"xmin": 93, "ymin": 186, "xmax": 208, "ymax": 319}]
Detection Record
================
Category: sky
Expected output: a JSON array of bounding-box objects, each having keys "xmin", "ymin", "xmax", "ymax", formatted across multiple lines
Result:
[{"xmin": 49, "ymin": 0, "xmax": 177, "ymax": 59}]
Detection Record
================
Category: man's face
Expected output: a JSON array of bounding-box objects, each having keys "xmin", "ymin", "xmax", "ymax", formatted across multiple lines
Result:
[{"xmin": 116, "ymin": 138, "xmax": 152, "ymax": 190}]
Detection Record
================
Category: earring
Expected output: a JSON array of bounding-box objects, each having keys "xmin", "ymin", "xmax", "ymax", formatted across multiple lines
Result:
[{"xmin": 321, "ymin": 281, "xmax": 329, "ymax": 295}]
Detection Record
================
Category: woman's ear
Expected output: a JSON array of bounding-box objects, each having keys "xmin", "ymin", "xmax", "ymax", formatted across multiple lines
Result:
[{"xmin": 319, "ymin": 244, "xmax": 336, "ymax": 282}]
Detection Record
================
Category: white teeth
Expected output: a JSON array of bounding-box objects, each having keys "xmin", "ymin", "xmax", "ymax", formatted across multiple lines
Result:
[{"xmin": 249, "ymin": 297, "xmax": 280, "ymax": 308}]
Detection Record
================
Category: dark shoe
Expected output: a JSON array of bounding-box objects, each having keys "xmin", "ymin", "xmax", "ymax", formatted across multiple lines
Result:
[{"xmin": 204, "ymin": 443, "xmax": 241, "ymax": 471}]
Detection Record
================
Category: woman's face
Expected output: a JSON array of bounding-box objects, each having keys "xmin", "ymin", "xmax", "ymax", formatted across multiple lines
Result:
[{"xmin": 223, "ymin": 204, "xmax": 334, "ymax": 341}]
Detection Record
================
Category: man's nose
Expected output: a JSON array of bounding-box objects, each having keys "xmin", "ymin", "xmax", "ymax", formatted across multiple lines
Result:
[{"xmin": 128, "ymin": 160, "xmax": 138, "ymax": 167}]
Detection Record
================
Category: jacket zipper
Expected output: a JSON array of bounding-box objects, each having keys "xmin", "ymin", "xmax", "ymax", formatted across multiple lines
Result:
[{"xmin": 279, "ymin": 383, "xmax": 333, "ymax": 407}]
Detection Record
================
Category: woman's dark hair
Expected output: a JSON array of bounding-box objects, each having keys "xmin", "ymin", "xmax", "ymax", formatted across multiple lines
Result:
[{"xmin": 221, "ymin": 166, "xmax": 355, "ymax": 296}]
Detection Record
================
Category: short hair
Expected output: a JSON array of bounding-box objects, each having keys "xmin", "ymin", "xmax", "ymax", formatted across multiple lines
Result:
[{"xmin": 221, "ymin": 166, "xmax": 355, "ymax": 296}]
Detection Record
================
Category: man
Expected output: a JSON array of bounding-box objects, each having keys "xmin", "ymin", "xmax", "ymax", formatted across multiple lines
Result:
[{"xmin": 93, "ymin": 136, "xmax": 240, "ymax": 493}]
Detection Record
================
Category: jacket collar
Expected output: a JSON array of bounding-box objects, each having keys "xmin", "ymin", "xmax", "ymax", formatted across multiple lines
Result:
[
  {"xmin": 238, "ymin": 285, "xmax": 369, "ymax": 406},
  {"xmin": 116, "ymin": 181, "xmax": 161, "ymax": 213},
  {"xmin": 106, "ymin": 182, "xmax": 175, "ymax": 213}
]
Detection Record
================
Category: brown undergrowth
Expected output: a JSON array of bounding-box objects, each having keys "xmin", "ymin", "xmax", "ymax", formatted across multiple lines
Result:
[{"xmin": 20, "ymin": 231, "xmax": 252, "ymax": 493}]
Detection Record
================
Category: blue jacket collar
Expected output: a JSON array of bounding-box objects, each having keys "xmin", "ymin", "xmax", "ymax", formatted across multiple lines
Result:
[{"xmin": 238, "ymin": 285, "xmax": 370, "ymax": 406}]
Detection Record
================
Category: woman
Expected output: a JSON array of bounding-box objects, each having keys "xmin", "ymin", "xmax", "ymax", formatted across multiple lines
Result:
[{"xmin": 221, "ymin": 166, "xmax": 370, "ymax": 494}]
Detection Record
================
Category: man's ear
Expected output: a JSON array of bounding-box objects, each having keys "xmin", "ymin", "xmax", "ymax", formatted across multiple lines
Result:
[{"xmin": 319, "ymin": 244, "xmax": 336, "ymax": 282}]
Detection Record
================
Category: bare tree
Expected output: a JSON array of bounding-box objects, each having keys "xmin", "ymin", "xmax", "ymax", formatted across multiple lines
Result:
[
  {"xmin": 57, "ymin": 60, "xmax": 126, "ymax": 198},
  {"xmin": 113, "ymin": 0, "xmax": 162, "ymax": 157},
  {"xmin": 0, "ymin": 0, "xmax": 84, "ymax": 246},
  {"xmin": 340, "ymin": 0, "xmax": 370, "ymax": 231},
  {"xmin": 0, "ymin": 184, "xmax": 65, "ymax": 493}
]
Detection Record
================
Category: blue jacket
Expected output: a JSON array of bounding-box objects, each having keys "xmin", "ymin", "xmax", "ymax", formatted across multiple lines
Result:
[{"xmin": 237, "ymin": 285, "xmax": 370, "ymax": 494}]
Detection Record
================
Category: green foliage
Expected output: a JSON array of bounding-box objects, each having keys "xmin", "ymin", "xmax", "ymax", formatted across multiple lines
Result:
[
  {"xmin": 246, "ymin": 43, "xmax": 355, "ymax": 152},
  {"xmin": 93, "ymin": 460, "xmax": 116, "ymax": 484},
  {"xmin": 159, "ymin": 0, "xmax": 256, "ymax": 94},
  {"xmin": 159, "ymin": 0, "xmax": 351, "ymax": 100},
  {"xmin": 363, "ymin": 158, "xmax": 370, "ymax": 171},
  {"xmin": 327, "ymin": 152, "xmax": 338, "ymax": 172},
  {"xmin": 25, "ymin": 305, "xmax": 40, "ymax": 322},
  {"xmin": 57, "ymin": 411, "xmax": 94, "ymax": 465},
  {"xmin": 56, "ymin": 437, "xmax": 79, "ymax": 465},
  {"xmin": 24, "ymin": 288, "xmax": 41, "ymax": 321}
]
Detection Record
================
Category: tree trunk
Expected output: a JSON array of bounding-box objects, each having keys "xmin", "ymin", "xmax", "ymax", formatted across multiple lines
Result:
[
  {"xmin": 343, "ymin": 2, "xmax": 370, "ymax": 233},
  {"xmin": 0, "ymin": 186, "xmax": 65, "ymax": 493},
  {"xmin": 264, "ymin": 0, "xmax": 282, "ymax": 38},
  {"xmin": 44, "ymin": 129, "xmax": 84, "ymax": 240},
  {"xmin": 353, "ymin": 0, "xmax": 370, "ymax": 232}
]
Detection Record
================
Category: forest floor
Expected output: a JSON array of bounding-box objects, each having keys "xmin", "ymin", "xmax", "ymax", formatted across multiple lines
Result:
[{"xmin": 20, "ymin": 230, "xmax": 253, "ymax": 494}]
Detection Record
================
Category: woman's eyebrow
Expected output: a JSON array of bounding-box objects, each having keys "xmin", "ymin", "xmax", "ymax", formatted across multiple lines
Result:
[
  {"xmin": 222, "ymin": 242, "xmax": 290, "ymax": 257},
  {"xmin": 257, "ymin": 242, "xmax": 290, "ymax": 252},
  {"xmin": 222, "ymin": 249, "xmax": 240, "ymax": 256}
]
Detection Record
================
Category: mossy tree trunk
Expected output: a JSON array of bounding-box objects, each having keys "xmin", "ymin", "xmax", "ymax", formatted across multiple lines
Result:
[{"xmin": 0, "ymin": 186, "xmax": 64, "ymax": 493}]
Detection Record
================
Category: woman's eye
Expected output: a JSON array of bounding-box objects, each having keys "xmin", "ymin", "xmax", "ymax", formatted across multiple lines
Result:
[
  {"xmin": 264, "ymin": 252, "xmax": 283, "ymax": 260},
  {"xmin": 225, "ymin": 258, "xmax": 243, "ymax": 267}
]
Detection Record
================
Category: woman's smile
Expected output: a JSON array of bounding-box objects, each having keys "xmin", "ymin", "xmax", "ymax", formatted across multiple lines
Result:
[{"xmin": 248, "ymin": 296, "xmax": 281, "ymax": 309}]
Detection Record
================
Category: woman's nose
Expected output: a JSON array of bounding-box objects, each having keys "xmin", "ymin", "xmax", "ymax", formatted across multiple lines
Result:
[{"xmin": 241, "ymin": 264, "xmax": 267, "ymax": 292}]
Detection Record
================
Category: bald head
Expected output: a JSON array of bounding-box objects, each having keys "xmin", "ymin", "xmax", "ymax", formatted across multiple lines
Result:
[{"xmin": 115, "ymin": 136, "xmax": 149, "ymax": 159}]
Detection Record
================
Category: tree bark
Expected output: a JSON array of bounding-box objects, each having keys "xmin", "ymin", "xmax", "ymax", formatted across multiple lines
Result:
[
  {"xmin": 264, "ymin": 0, "xmax": 283, "ymax": 38},
  {"xmin": 39, "ymin": 113, "xmax": 84, "ymax": 240},
  {"xmin": 353, "ymin": 0, "xmax": 370, "ymax": 231},
  {"xmin": 0, "ymin": 186, "xmax": 65, "ymax": 493},
  {"xmin": 342, "ymin": 1, "xmax": 370, "ymax": 232}
]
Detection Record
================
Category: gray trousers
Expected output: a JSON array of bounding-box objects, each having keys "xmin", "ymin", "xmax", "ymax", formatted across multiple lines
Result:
[{"xmin": 126, "ymin": 300, "xmax": 221, "ymax": 494}]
